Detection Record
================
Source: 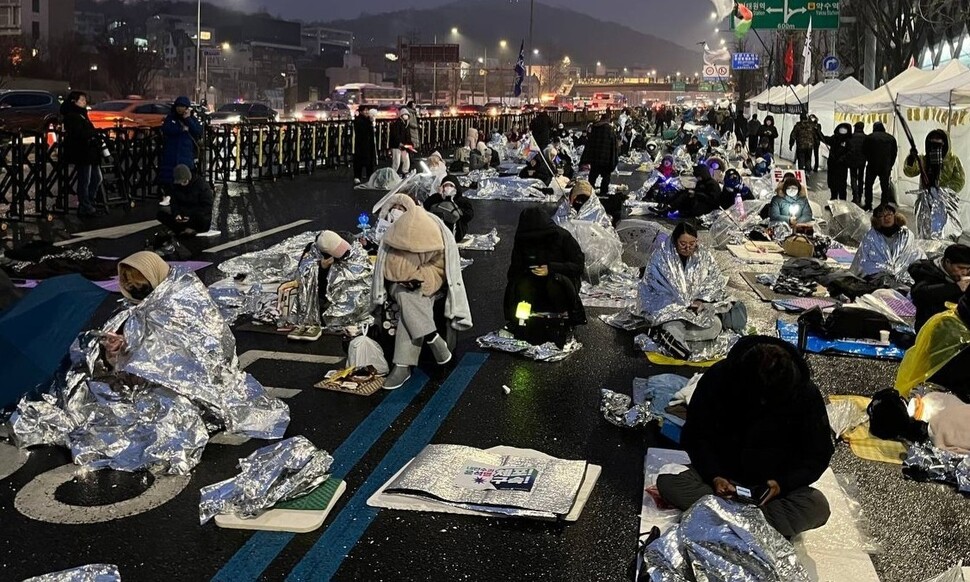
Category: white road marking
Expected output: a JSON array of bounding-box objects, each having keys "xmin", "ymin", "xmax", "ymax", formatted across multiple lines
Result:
[
  {"xmin": 54, "ymin": 220, "xmax": 161, "ymax": 247},
  {"xmin": 0, "ymin": 443, "xmax": 28, "ymax": 481},
  {"xmin": 202, "ymin": 219, "xmax": 313, "ymax": 254}
]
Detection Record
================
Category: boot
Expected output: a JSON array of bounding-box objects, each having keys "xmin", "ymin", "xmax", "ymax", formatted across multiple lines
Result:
[
  {"xmin": 384, "ymin": 365, "xmax": 411, "ymax": 390},
  {"xmin": 426, "ymin": 334, "xmax": 452, "ymax": 365}
]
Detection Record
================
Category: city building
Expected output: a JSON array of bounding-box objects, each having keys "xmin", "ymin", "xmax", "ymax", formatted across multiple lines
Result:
[
  {"xmin": 74, "ymin": 10, "xmax": 104, "ymax": 42},
  {"xmin": 0, "ymin": 0, "xmax": 75, "ymax": 47},
  {"xmin": 302, "ymin": 26, "xmax": 353, "ymax": 68}
]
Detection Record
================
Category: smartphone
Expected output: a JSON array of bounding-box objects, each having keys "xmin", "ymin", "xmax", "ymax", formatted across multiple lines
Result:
[{"xmin": 733, "ymin": 482, "xmax": 770, "ymax": 505}]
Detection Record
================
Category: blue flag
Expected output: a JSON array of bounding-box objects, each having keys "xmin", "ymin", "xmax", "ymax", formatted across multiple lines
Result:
[{"xmin": 513, "ymin": 41, "xmax": 525, "ymax": 97}]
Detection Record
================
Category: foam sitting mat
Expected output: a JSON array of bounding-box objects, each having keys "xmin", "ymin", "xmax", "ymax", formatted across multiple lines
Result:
[
  {"xmin": 645, "ymin": 352, "xmax": 721, "ymax": 368},
  {"xmin": 776, "ymin": 320, "xmax": 908, "ymax": 360},
  {"xmin": 214, "ymin": 479, "xmax": 346, "ymax": 533},
  {"xmin": 641, "ymin": 448, "xmax": 881, "ymax": 582}
]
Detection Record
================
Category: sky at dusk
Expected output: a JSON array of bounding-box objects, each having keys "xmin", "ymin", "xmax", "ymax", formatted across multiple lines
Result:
[{"xmin": 208, "ymin": 0, "xmax": 724, "ymax": 49}]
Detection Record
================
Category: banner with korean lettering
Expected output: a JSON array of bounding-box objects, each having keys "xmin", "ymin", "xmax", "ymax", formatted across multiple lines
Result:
[{"xmin": 732, "ymin": 0, "xmax": 840, "ymax": 30}]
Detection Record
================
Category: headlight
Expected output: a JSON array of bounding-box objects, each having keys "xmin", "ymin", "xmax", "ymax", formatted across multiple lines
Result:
[{"xmin": 225, "ymin": 115, "xmax": 241, "ymax": 123}]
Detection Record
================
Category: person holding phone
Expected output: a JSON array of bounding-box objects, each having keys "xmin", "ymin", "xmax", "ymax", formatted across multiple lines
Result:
[
  {"xmin": 159, "ymin": 96, "xmax": 203, "ymax": 207},
  {"xmin": 657, "ymin": 336, "xmax": 834, "ymax": 538}
]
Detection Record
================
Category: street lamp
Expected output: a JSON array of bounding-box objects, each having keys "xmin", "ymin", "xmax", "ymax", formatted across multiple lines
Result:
[
  {"xmin": 533, "ymin": 48, "xmax": 539, "ymax": 55},
  {"xmin": 451, "ymin": 27, "xmax": 459, "ymax": 35},
  {"xmin": 499, "ymin": 39, "xmax": 507, "ymax": 49},
  {"xmin": 221, "ymin": 41, "xmax": 230, "ymax": 51}
]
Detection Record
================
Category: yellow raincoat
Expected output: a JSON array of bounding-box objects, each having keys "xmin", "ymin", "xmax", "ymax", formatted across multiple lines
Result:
[{"xmin": 896, "ymin": 303, "xmax": 970, "ymax": 396}]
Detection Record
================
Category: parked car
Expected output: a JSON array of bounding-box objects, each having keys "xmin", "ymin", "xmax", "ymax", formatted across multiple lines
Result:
[
  {"xmin": 454, "ymin": 104, "xmax": 484, "ymax": 116},
  {"xmin": 0, "ymin": 90, "xmax": 61, "ymax": 133},
  {"xmin": 372, "ymin": 104, "xmax": 402, "ymax": 120},
  {"xmin": 209, "ymin": 102, "xmax": 278, "ymax": 125},
  {"xmin": 484, "ymin": 102, "xmax": 506, "ymax": 116},
  {"xmin": 87, "ymin": 99, "xmax": 171, "ymax": 129},
  {"xmin": 300, "ymin": 101, "xmax": 352, "ymax": 122},
  {"xmin": 417, "ymin": 104, "xmax": 447, "ymax": 118}
]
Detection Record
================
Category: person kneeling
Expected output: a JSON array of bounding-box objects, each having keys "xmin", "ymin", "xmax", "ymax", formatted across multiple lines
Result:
[
  {"xmin": 372, "ymin": 196, "xmax": 472, "ymax": 390},
  {"xmin": 657, "ymin": 336, "xmax": 834, "ymax": 538},
  {"xmin": 424, "ymin": 175, "xmax": 474, "ymax": 242},
  {"xmin": 156, "ymin": 164, "xmax": 213, "ymax": 237},
  {"xmin": 504, "ymin": 208, "xmax": 587, "ymax": 344}
]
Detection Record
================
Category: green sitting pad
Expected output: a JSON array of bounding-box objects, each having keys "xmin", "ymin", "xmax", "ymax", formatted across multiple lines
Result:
[{"xmin": 274, "ymin": 478, "xmax": 342, "ymax": 511}]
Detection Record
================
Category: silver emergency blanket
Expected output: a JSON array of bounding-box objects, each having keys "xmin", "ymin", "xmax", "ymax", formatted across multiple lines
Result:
[
  {"xmin": 118, "ymin": 268, "xmax": 289, "ymax": 439},
  {"xmin": 465, "ymin": 177, "xmax": 552, "ymax": 202},
  {"xmin": 579, "ymin": 271, "xmax": 639, "ymax": 309},
  {"xmin": 826, "ymin": 399, "xmax": 869, "ymax": 439},
  {"xmin": 208, "ymin": 279, "xmax": 269, "ymax": 325},
  {"xmin": 383, "ymin": 443, "xmax": 588, "ymax": 519},
  {"xmin": 399, "ymin": 172, "xmax": 438, "ymax": 203},
  {"xmin": 748, "ymin": 174, "xmax": 777, "ymax": 201},
  {"xmin": 637, "ymin": 238, "xmax": 730, "ymax": 328},
  {"xmin": 827, "ymin": 200, "xmax": 870, "ymax": 245},
  {"xmin": 11, "ymin": 393, "xmax": 73, "ymax": 448},
  {"xmin": 476, "ymin": 329, "xmax": 582, "ymax": 362},
  {"xmin": 22, "ymin": 564, "xmax": 121, "ymax": 582},
  {"xmin": 634, "ymin": 331, "xmax": 739, "ymax": 363},
  {"xmin": 456, "ymin": 228, "xmax": 501, "ymax": 252},
  {"xmin": 217, "ymin": 231, "xmax": 316, "ymax": 283},
  {"xmin": 553, "ymin": 194, "xmax": 626, "ymax": 285},
  {"xmin": 600, "ymin": 388, "xmax": 659, "ymax": 428},
  {"xmin": 464, "ymin": 168, "xmax": 499, "ymax": 184},
  {"xmin": 199, "ymin": 435, "xmax": 334, "ymax": 524},
  {"xmin": 850, "ymin": 227, "xmax": 925, "ymax": 285},
  {"xmin": 320, "ymin": 240, "xmax": 374, "ymax": 328},
  {"xmin": 639, "ymin": 495, "xmax": 810, "ymax": 582},
  {"xmin": 694, "ymin": 125, "xmax": 722, "ymax": 146},
  {"xmin": 903, "ymin": 441, "xmax": 970, "ymax": 494},
  {"xmin": 708, "ymin": 200, "xmax": 770, "ymax": 249},
  {"xmin": 914, "ymin": 187, "xmax": 963, "ymax": 242},
  {"xmin": 282, "ymin": 249, "xmax": 322, "ymax": 328},
  {"xmin": 355, "ymin": 167, "xmax": 402, "ymax": 190},
  {"xmin": 671, "ymin": 146, "xmax": 695, "ymax": 174}
]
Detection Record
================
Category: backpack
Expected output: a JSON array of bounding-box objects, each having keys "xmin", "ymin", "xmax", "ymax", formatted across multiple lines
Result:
[
  {"xmin": 867, "ymin": 388, "xmax": 928, "ymax": 442},
  {"xmin": 427, "ymin": 198, "xmax": 462, "ymax": 230},
  {"xmin": 822, "ymin": 306, "xmax": 891, "ymax": 341}
]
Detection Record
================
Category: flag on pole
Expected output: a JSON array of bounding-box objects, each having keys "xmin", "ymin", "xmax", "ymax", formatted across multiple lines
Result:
[
  {"xmin": 801, "ymin": 17, "xmax": 813, "ymax": 84},
  {"xmin": 513, "ymin": 41, "xmax": 526, "ymax": 97},
  {"xmin": 784, "ymin": 38, "xmax": 795, "ymax": 84},
  {"xmin": 733, "ymin": 3, "xmax": 753, "ymax": 39}
]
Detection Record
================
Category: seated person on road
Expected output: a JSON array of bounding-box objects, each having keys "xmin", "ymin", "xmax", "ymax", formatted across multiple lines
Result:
[
  {"xmin": 685, "ymin": 136, "xmax": 702, "ymax": 158},
  {"xmin": 851, "ymin": 203, "xmax": 926, "ymax": 288},
  {"xmin": 767, "ymin": 174, "xmax": 813, "ymax": 232},
  {"xmin": 897, "ymin": 287, "xmax": 970, "ymax": 402},
  {"xmin": 719, "ymin": 168, "xmax": 753, "ymax": 210},
  {"xmin": 657, "ymin": 335, "xmax": 833, "ymax": 538},
  {"xmin": 156, "ymin": 164, "xmax": 213, "ymax": 236},
  {"xmin": 371, "ymin": 195, "xmax": 472, "ymax": 390},
  {"xmin": 909, "ymin": 243, "xmax": 970, "ymax": 332},
  {"xmin": 279, "ymin": 230, "xmax": 355, "ymax": 342},
  {"xmin": 662, "ymin": 164, "xmax": 720, "ymax": 218},
  {"xmin": 519, "ymin": 152, "xmax": 553, "ymax": 185},
  {"xmin": 504, "ymin": 207, "xmax": 587, "ymax": 334},
  {"xmin": 636, "ymin": 222, "xmax": 747, "ymax": 358},
  {"xmin": 424, "ymin": 174, "xmax": 475, "ymax": 242}
]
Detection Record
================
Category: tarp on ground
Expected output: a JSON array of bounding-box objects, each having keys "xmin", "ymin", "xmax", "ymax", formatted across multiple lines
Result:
[{"xmin": 0, "ymin": 274, "xmax": 108, "ymax": 408}]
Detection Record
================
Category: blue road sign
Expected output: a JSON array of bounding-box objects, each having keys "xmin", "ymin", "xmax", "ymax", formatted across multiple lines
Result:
[{"xmin": 732, "ymin": 53, "xmax": 761, "ymax": 70}]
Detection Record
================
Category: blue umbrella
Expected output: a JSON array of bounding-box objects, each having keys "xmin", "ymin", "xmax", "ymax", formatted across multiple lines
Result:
[{"xmin": 0, "ymin": 274, "xmax": 108, "ymax": 408}]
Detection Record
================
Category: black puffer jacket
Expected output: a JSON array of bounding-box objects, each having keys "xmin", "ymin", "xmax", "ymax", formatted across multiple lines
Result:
[
  {"xmin": 863, "ymin": 122, "xmax": 898, "ymax": 172},
  {"xmin": 353, "ymin": 114, "xmax": 377, "ymax": 162},
  {"xmin": 823, "ymin": 123, "xmax": 853, "ymax": 167},
  {"xmin": 847, "ymin": 125, "xmax": 867, "ymax": 168},
  {"xmin": 579, "ymin": 120, "xmax": 618, "ymax": 169},
  {"xmin": 424, "ymin": 179, "xmax": 475, "ymax": 242},
  {"xmin": 388, "ymin": 118, "xmax": 413, "ymax": 149},
  {"xmin": 504, "ymin": 207, "xmax": 585, "ymax": 321},
  {"xmin": 757, "ymin": 116, "xmax": 779, "ymax": 152},
  {"xmin": 682, "ymin": 335, "xmax": 834, "ymax": 493},
  {"xmin": 60, "ymin": 101, "xmax": 100, "ymax": 165},
  {"xmin": 170, "ymin": 175, "xmax": 214, "ymax": 226},
  {"xmin": 529, "ymin": 112, "xmax": 554, "ymax": 148},
  {"xmin": 909, "ymin": 259, "xmax": 964, "ymax": 332}
]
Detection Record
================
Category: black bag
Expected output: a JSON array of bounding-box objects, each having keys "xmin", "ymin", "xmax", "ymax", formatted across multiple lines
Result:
[
  {"xmin": 427, "ymin": 199, "xmax": 462, "ymax": 230},
  {"xmin": 821, "ymin": 272, "xmax": 879, "ymax": 300},
  {"xmin": 146, "ymin": 231, "xmax": 191, "ymax": 262},
  {"xmin": 822, "ymin": 306, "xmax": 891, "ymax": 341},
  {"xmin": 867, "ymin": 388, "xmax": 928, "ymax": 442},
  {"xmin": 468, "ymin": 149, "xmax": 486, "ymax": 170}
]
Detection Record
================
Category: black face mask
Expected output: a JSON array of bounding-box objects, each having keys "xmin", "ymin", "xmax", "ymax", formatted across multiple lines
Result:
[
  {"xmin": 127, "ymin": 284, "xmax": 153, "ymax": 301},
  {"xmin": 572, "ymin": 197, "xmax": 589, "ymax": 212}
]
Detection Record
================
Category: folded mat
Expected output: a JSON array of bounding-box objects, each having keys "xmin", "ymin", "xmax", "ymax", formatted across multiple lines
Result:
[{"xmin": 776, "ymin": 320, "xmax": 907, "ymax": 360}]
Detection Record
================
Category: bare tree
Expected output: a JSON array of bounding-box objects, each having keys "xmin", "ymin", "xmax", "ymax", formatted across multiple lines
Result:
[
  {"xmin": 535, "ymin": 59, "xmax": 571, "ymax": 96},
  {"xmin": 46, "ymin": 34, "xmax": 90, "ymax": 87},
  {"xmin": 98, "ymin": 42, "xmax": 163, "ymax": 98}
]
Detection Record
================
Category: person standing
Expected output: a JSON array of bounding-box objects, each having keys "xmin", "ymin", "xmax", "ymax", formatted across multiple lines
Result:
[
  {"xmin": 789, "ymin": 113, "xmax": 816, "ymax": 173},
  {"xmin": 735, "ymin": 111, "xmax": 748, "ymax": 146},
  {"xmin": 746, "ymin": 113, "xmax": 761, "ymax": 153},
  {"xmin": 809, "ymin": 114, "xmax": 823, "ymax": 173},
  {"xmin": 529, "ymin": 108, "xmax": 554, "ymax": 149},
  {"xmin": 465, "ymin": 125, "xmax": 479, "ymax": 150},
  {"xmin": 389, "ymin": 109, "xmax": 414, "ymax": 175},
  {"xmin": 847, "ymin": 122, "xmax": 867, "ymax": 206},
  {"xmin": 60, "ymin": 91, "xmax": 101, "ymax": 217},
  {"xmin": 862, "ymin": 121, "xmax": 899, "ymax": 210},
  {"xmin": 352, "ymin": 107, "xmax": 377, "ymax": 185},
  {"xmin": 822, "ymin": 123, "xmax": 853, "ymax": 201},
  {"xmin": 579, "ymin": 113, "xmax": 618, "ymax": 197},
  {"xmin": 159, "ymin": 96, "xmax": 203, "ymax": 207},
  {"xmin": 903, "ymin": 129, "xmax": 966, "ymax": 193}
]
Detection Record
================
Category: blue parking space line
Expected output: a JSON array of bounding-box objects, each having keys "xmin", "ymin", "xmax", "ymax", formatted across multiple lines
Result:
[
  {"xmin": 211, "ymin": 369, "xmax": 431, "ymax": 582},
  {"xmin": 285, "ymin": 352, "xmax": 488, "ymax": 582}
]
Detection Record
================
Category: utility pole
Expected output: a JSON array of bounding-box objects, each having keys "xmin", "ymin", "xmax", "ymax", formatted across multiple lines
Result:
[{"xmin": 528, "ymin": 0, "xmax": 534, "ymax": 103}]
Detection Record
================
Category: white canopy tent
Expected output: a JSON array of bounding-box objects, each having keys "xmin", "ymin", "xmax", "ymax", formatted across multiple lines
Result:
[
  {"xmin": 778, "ymin": 83, "xmax": 823, "ymax": 161},
  {"xmin": 809, "ymin": 78, "xmax": 871, "ymax": 169},
  {"xmin": 836, "ymin": 61, "xmax": 968, "ymax": 120}
]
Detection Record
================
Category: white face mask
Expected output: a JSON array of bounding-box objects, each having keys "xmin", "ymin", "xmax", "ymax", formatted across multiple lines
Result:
[
  {"xmin": 838, "ymin": 128, "xmax": 848, "ymax": 135},
  {"xmin": 388, "ymin": 208, "xmax": 405, "ymax": 222},
  {"xmin": 786, "ymin": 188, "xmax": 799, "ymax": 197},
  {"xmin": 442, "ymin": 185, "xmax": 456, "ymax": 197}
]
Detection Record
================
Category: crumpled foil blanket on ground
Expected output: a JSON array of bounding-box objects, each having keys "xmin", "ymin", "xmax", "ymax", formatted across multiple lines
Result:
[
  {"xmin": 320, "ymin": 241, "xmax": 375, "ymax": 329},
  {"xmin": 217, "ymin": 231, "xmax": 317, "ymax": 283},
  {"xmin": 635, "ymin": 331, "xmax": 739, "ymax": 363},
  {"xmin": 903, "ymin": 441, "xmax": 970, "ymax": 494},
  {"xmin": 476, "ymin": 329, "xmax": 582, "ymax": 362},
  {"xmin": 22, "ymin": 564, "xmax": 121, "ymax": 582},
  {"xmin": 464, "ymin": 177, "xmax": 555, "ymax": 202},
  {"xmin": 639, "ymin": 495, "xmax": 810, "ymax": 582},
  {"xmin": 12, "ymin": 268, "xmax": 289, "ymax": 475},
  {"xmin": 456, "ymin": 228, "xmax": 501, "ymax": 251},
  {"xmin": 199, "ymin": 436, "xmax": 334, "ymax": 524},
  {"xmin": 600, "ymin": 389, "xmax": 659, "ymax": 428}
]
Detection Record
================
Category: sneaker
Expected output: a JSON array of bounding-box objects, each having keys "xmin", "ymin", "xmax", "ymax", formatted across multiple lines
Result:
[
  {"xmin": 383, "ymin": 365, "xmax": 411, "ymax": 390},
  {"xmin": 300, "ymin": 325, "xmax": 322, "ymax": 342},
  {"xmin": 354, "ymin": 178, "xmax": 361, "ymax": 185},
  {"xmin": 427, "ymin": 334, "xmax": 452, "ymax": 365},
  {"xmin": 159, "ymin": 195, "xmax": 171, "ymax": 207},
  {"xmin": 286, "ymin": 326, "xmax": 307, "ymax": 341}
]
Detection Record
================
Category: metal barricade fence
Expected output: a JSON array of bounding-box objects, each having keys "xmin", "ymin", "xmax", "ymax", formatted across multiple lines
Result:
[{"xmin": 0, "ymin": 111, "xmax": 592, "ymax": 223}]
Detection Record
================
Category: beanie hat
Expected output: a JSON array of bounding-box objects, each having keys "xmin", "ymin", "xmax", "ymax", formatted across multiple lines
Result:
[
  {"xmin": 570, "ymin": 180, "xmax": 594, "ymax": 200},
  {"xmin": 944, "ymin": 244, "xmax": 970, "ymax": 266},
  {"xmin": 315, "ymin": 230, "xmax": 351, "ymax": 259},
  {"xmin": 174, "ymin": 96, "xmax": 191, "ymax": 108},
  {"xmin": 173, "ymin": 164, "xmax": 192, "ymax": 183}
]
